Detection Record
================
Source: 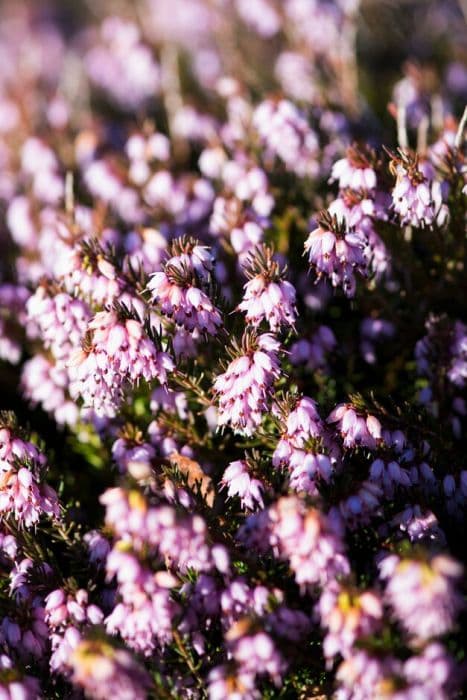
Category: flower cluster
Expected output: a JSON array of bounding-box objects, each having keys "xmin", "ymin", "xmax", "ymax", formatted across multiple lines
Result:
[
  {"xmin": 0, "ymin": 0, "xmax": 465, "ymax": 698},
  {"xmin": 305, "ymin": 210, "xmax": 368, "ymax": 297},
  {"xmin": 0, "ymin": 419, "xmax": 59, "ymax": 527},
  {"xmin": 388, "ymin": 149, "xmax": 447, "ymax": 228},
  {"xmin": 69, "ymin": 309, "xmax": 174, "ymax": 416},
  {"xmin": 213, "ymin": 332, "xmax": 281, "ymax": 435},
  {"xmin": 237, "ymin": 245, "xmax": 297, "ymax": 332}
]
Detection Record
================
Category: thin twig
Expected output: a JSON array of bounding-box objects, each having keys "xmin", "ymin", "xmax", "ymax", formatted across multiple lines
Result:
[
  {"xmin": 458, "ymin": 0, "xmax": 467, "ymax": 24},
  {"xmin": 397, "ymin": 103, "xmax": 408, "ymax": 150},
  {"xmin": 65, "ymin": 171, "xmax": 74, "ymax": 216},
  {"xmin": 417, "ymin": 115, "xmax": 429, "ymax": 155},
  {"xmin": 455, "ymin": 105, "xmax": 467, "ymax": 150},
  {"xmin": 160, "ymin": 44, "xmax": 183, "ymax": 138},
  {"xmin": 172, "ymin": 629, "xmax": 203, "ymax": 687},
  {"xmin": 431, "ymin": 95, "xmax": 444, "ymax": 133}
]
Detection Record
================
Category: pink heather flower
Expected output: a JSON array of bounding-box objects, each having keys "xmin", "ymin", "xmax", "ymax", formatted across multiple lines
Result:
[
  {"xmin": 147, "ymin": 237, "xmax": 221, "ymax": 335},
  {"xmin": 0, "ymin": 654, "xmax": 40, "ymax": 699},
  {"xmin": 390, "ymin": 506, "xmax": 445, "ymax": 545},
  {"xmin": 213, "ymin": 332, "xmax": 281, "ymax": 435},
  {"xmin": 148, "ymin": 269, "xmax": 222, "ymax": 334},
  {"xmin": 199, "ymin": 145, "xmax": 229, "ymax": 182},
  {"xmin": 180, "ymin": 573, "xmax": 221, "ymax": 632},
  {"xmin": 172, "ymin": 326, "xmax": 200, "ymax": 358},
  {"xmin": 235, "ymin": 0, "xmax": 281, "ymax": 37},
  {"xmin": 305, "ymin": 210, "xmax": 368, "ymax": 297},
  {"xmin": 143, "ymin": 171, "xmax": 214, "ymax": 226},
  {"xmin": 100, "ymin": 488, "xmax": 150, "ymax": 550},
  {"xmin": 275, "ymin": 51, "xmax": 318, "ymax": 104},
  {"xmin": 0, "ymin": 427, "xmax": 44, "ymax": 465},
  {"xmin": 269, "ymin": 496, "xmax": 349, "ymax": 588},
  {"xmin": 164, "ymin": 236, "xmax": 215, "ymax": 281},
  {"xmin": 334, "ymin": 650, "xmax": 401, "ymax": 700},
  {"xmin": 335, "ymin": 644, "xmax": 455, "ymax": 700},
  {"xmin": 448, "ymin": 320, "xmax": 467, "ymax": 387},
  {"xmin": 402, "ymin": 643, "xmax": 456, "ymax": 699},
  {"xmin": 290, "ymin": 325, "xmax": 336, "ymax": 371},
  {"xmin": 150, "ymin": 386, "xmax": 189, "ymax": 419},
  {"xmin": 124, "ymin": 227, "xmax": 168, "ymax": 274},
  {"xmin": 126, "ymin": 131, "xmax": 170, "ymax": 185},
  {"xmin": 253, "ymin": 99, "xmax": 319, "ymax": 178},
  {"xmin": 318, "ymin": 581, "xmax": 383, "ymax": 663},
  {"xmin": 210, "ymin": 197, "xmax": 266, "ymax": 264},
  {"xmin": 208, "ymin": 664, "xmax": 258, "ymax": 700},
  {"xmin": 68, "ymin": 309, "xmax": 174, "ymax": 416},
  {"xmin": 9, "ymin": 558, "xmax": 38, "ymax": 601},
  {"xmin": 70, "ymin": 638, "xmax": 151, "ymax": 700},
  {"xmin": 275, "ymin": 396, "xmax": 323, "ymax": 447},
  {"xmin": 0, "ymin": 426, "xmax": 59, "ymax": 528},
  {"xmin": 60, "ymin": 239, "xmax": 125, "ymax": 308},
  {"xmin": 83, "ymin": 159, "xmax": 143, "ymax": 224},
  {"xmin": 283, "ymin": 0, "xmax": 351, "ymax": 57},
  {"xmin": 360, "ymin": 318, "xmax": 395, "ymax": 364},
  {"xmin": 0, "ymin": 284, "xmax": 29, "ymax": 365},
  {"xmin": 286, "ymin": 452, "xmax": 333, "ymax": 496},
  {"xmin": 220, "ymin": 580, "xmax": 270, "ymax": 628},
  {"xmin": 105, "ymin": 548, "xmax": 178, "ymax": 655},
  {"xmin": 326, "ymin": 191, "xmax": 381, "ymax": 230},
  {"xmin": 45, "ymin": 588, "xmax": 104, "ymax": 673},
  {"xmin": 45, "ymin": 589, "xmax": 103, "ymax": 631},
  {"xmin": 220, "ymin": 161, "xmax": 273, "ymax": 216},
  {"xmin": 151, "ymin": 507, "xmax": 214, "ymax": 573},
  {"xmin": 101, "ymin": 487, "xmax": 214, "ymax": 572},
  {"xmin": 84, "ymin": 530, "xmax": 111, "ymax": 567},
  {"xmin": 328, "ymin": 403, "xmax": 382, "ymax": 450},
  {"xmin": 389, "ymin": 150, "xmax": 447, "ymax": 228},
  {"xmin": 327, "ymin": 189, "xmax": 391, "ymax": 279},
  {"xmin": 49, "ymin": 626, "xmax": 82, "ymax": 676},
  {"xmin": 0, "ymin": 531, "xmax": 18, "ymax": 562},
  {"xmin": 237, "ymin": 245, "xmax": 297, "ymax": 332},
  {"xmin": 21, "ymin": 354, "xmax": 79, "ymax": 427},
  {"xmin": 273, "ymin": 396, "xmax": 334, "ymax": 494},
  {"xmin": 330, "ymin": 145, "xmax": 378, "ymax": 191},
  {"xmin": 85, "ymin": 17, "xmax": 160, "ymax": 109},
  {"xmin": 227, "ymin": 624, "xmax": 286, "ymax": 684},
  {"xmin": 379, "ymin": 552, "xmax": 464, "ymax": 640},
  {"xmin": 221, "ymin": 460, "xmax": 264, "ymax": 511},
  {"xmin": 20, "ymin": 137, "xmax": 64, "ymax": 205},
  {"xmin": 0, "ymin": 467, "xmax": 59, "ymax": 528},
  {"xmin": 6, "ymin": 196, "xmax": 37, "ymax": 252},
  {"xmin": 112, "ymin": 436, "xmax": 156, "ymax": 477},
  {"xmin": 26, "ymin": 286, "xmax": 90, "ymax": 366}
]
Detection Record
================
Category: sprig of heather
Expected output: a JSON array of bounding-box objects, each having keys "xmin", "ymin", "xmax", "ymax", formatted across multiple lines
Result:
[
  {"xmin": 387, "ymin": 148, "xmax": 448, "ymax": 228},
  {"xmin": 237, "ymin": 245, "xmax": 297, "ymax": 332},
  {"xmin": 147, "ymin": 236, "xmax": 223, "ymax": 336},
  {"xmin": 0, "ymin": 415, "xmax": 59, "ymax": 528},
  {"xmin": 304, "ymin": 209, "xmax": 368, "ymax": 297},
  {"xmin": 68, "ymin": 307, "xmax": 174, "ymax": 416},
  {"xmin": 213, "ymin": 331, "xmax": 281, "ymax": 435}
]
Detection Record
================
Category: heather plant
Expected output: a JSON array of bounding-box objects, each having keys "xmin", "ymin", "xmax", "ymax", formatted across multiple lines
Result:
[{"xmin": 0, "ymin": 0, "xmax": 466, "ymax": 698}]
